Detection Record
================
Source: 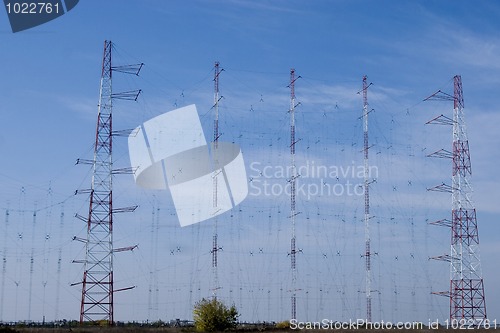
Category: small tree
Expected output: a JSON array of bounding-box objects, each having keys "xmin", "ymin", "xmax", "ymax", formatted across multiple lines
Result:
[{"xmin": 193, "ymin": 298, "xmax": 239, "ymax": 332}]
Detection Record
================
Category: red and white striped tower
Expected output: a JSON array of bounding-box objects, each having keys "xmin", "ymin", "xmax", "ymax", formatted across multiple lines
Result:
[
  {"xmin": 79, "ymin": 40, "xmax": 115, "ymax": 323},
  {"xmin": 75, "ymin": 40, "xmax": 141, "ymax": 324},
  {"xmin": 425, "ymin": 75, "xmax": 487, "ymax": 324}
]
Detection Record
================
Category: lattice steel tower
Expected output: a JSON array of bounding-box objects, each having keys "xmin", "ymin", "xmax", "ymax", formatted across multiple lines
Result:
[
  {"xmin": 211, "ymin": 61, "xmax": 223, "ymax": 298},
  {"xmin": 361, "ymin": 75, "xmax": 372, "ymax": 322},
  {"xmin": 75, "ymin": 40, "xmax": 141, "ymax": 324},
  {"xmin": 288, "ymin": 68, "xmax": 300, "ymax": 320},
  {"xmin": 425, "ymin": 75, "xmax": 487, "ymax": 323}
]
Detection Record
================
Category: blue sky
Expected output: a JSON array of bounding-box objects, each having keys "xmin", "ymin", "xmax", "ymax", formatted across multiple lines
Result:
[{"xmin": 1, "ymin": 0, "xmax": 500, "ymax": 324}]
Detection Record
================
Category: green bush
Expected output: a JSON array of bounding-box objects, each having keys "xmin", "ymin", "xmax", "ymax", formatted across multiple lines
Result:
[
  {"xmin": 193, "ymin": 298, "xmax": 239, "ymax": 332},
  {"xmin": 275, "ymin": 321, "xmax": 290, "ymax": 329}
]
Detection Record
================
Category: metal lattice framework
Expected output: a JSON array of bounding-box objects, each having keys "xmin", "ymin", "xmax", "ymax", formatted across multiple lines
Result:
[
  {"xmin": 79, "ymin": 40, "xmax": 114, "ymax": 323},
  {"xmin": 211, "ymin": 61, "xmax": 223, "ymax": 298},
  {"xmin": 288, "ymin": 68, "xmax": 300, "ymax": 321},
  {"xmin": 362, "ymin": 75, "xmax": 372, "ymax": 322},
  {"xmin": 425, "ymin": 75, "xmax": 487, "ymax": 323},
  {"xmin": 75, "ymin": 40, "xmax": 141, "ymax": 324}
]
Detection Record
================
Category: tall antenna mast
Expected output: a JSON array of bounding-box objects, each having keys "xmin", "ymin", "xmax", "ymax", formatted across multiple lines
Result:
[
  {"xmin": 27, "ymin": 208, "xmax": 36, "ymax": 321},
  {"xmin": 79, "ymin": 40, "xmax": 115, "ymax": 324},
  {"xmin": 75, "ymin": 40, "xmax": 141, "ymax": 324},
  {"xmin": 362, "ymin": 75, "xmax": 372, "ymax": 322},
  {"xmin": 0, "ymin": 208, "xmax": 9, "ymax": 322},
  {"xmin": 288, "ymin": 68, "xmax": 300, "ymax": 320},
  {"xmin": 54, "ymin": 205, "xmax": 64, "ymax": 320},
  {"xmin": 425, "ymin": 75, "xmax": 487, "ymax": 324},
  {"xmin": 211, "ymin": 61, "xmax": 223, "ymax": 298}
]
